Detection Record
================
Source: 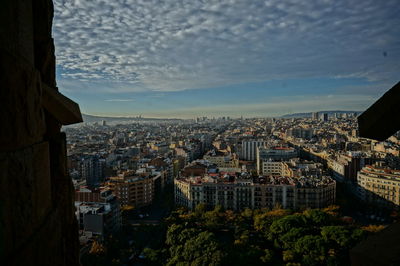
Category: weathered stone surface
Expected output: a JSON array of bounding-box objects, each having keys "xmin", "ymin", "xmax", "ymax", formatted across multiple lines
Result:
[
  {"xmin": 42, "ymin": 84, "xmax": 83, "ymax": 125},
  {"xmin": 33, "ymin": 0, "xmax": 56, "ymax": 87},
  {"xmin": 0, "ymin": 0, "xmax": 81, "ymax": 265},
  {"xmin": 0, "ymin": 50, "xmax": 46, "ymax": 152},
  {"xmin": 358, "ymin": 81, "xmax": 400, "ymax": 141},
  {"xmin": 34, "ymin": 38, "xmax": 56, "ymax": 87},
  {"xmin": 46, "ymin": 132, "xmax": 80, "ymax": 263},
  {"xmin": 0, "ymin": 141, "xmax": 52, "ymax": 258},
  {"xmin": 0, "ymin": 0, "xmax": 35, "ymax": 64}
]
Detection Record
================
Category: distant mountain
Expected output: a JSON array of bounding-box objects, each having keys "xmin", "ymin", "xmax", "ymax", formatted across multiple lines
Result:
[
  {"xmin": 82, "ymin": 114, "xmax": 183, "ymax": 123},
  {"xmin": 281, "ymin": 110, "xmax": 362, "ymax": 118}
]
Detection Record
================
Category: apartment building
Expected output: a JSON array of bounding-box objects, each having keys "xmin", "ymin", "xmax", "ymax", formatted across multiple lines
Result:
[
  {"xmin": 75, "ymin": 187, "xmax": 121, "ymax": 240},
  {"xmin": 107, "ymin": 170, "xmax": 157, "ymax": 207},
  {"xmin": 175, "ymin": 172, "xmax": 335, "ymax": 211},
  {"xmin": 256, "ymin": 146, "xmax": 297, "ymax": 174},
  {"xmin": 328, "ymin": 151, "xmax": 376, "ymax": 182},
  {"xmin": 203, "ymin": 149, "xmax": 239, "ymax": 168},
  {"xmin": 357, "ymin": 162, "xmax": 400, "ymax": 208},
  {"xmin": 258, "ymin": 161, "xmax": 293, "ymax": 176}
]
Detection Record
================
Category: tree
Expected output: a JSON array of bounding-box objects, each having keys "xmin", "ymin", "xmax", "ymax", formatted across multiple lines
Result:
[
  {"xmin": 303, "ymin": 209, "xmax": 330, "ymax": 226},
  {"xmin": 320, "ymin": 226, "xmax": 364, "ymax": 249},
  {"xmin": 254, "ymin": 213, "xmax": 273, "ymax": 232},
  {"xmin": 270, "ymin": 215, "xmax": 307, "ymax": 236},
  {"xmin": 294, "ymin": 235, "xmax": 327, "ymax": 265},
  {"xmin": 282, "ymin": 250, "xmax": 295, "ymax": 262},
  {"xmin": 224, "ymin": 209, "xmax": 236, "ymax": 224},
  {"xmin": 279, "ymin": 227, "xmax": 308, "ymax": 249},
  {"xmin": 323, "ymin": 205, "xmax": 340, "ymax": 216},
  {"xmin": 241, "ymin": 208, "xmax": 254, "ymax": 220},
  {"xmin": 166, "ymin": 225, "xmax": 201, "ymax": 262},
  {"xmin": 260, "ymin": 249, "xmax": 274, "ymax": 263},
  {"xmin": 204, "ymin": 205, "xmax": 224, "ymax": 229},
  {"xmin": 362, "ymin": 224, "xmax": 386, "ymax": 233},
  {"xmin": 166, "ymin": 224, "xmax": 185, "ymax": 246},
  {"xmin": 90, "ymin": 241, "xmax": 106, "ymax": 255},
  {"xmin": 143, "ymin": 248, "xmax": 161, "ymax": 265},
  {"xmin": 233, "ymin": 230, "xmax": 250, "ymax": 246},
  {"xmin": 194, "ymin": 203, "xmax": 207, "ymax": 217},
  {"xmin": 179, "ymin": 231, "xmax": 225, "ymax": 265}
]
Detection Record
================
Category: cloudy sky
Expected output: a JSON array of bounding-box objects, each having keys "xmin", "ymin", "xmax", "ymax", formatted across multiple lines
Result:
[{"xmin": 53, "ymin": 0, "xmax": 400, "ymax": 118}]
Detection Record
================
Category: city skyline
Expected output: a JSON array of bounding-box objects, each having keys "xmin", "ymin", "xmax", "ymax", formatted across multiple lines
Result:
[
  {"xmin": 4, "ymin": 1, "xmax": 400, "ymax": 265},
  {"xmin": 53, "ymin": 0, "xmax": 399, "ymax": 117}
]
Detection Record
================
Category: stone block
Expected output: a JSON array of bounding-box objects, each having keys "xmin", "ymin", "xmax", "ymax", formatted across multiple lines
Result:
[
  {"xmin": 0, "ymin": 141, "xmax": 52, "ymax": 259},
  {"xmin": 0, "ymin": 0, "xmax": 35, "ymax": 64},
  {"xmin": 33, "ymin": 0, "xmax": 56, "ymax": 86},
  {"xmin": 42, "ymin": 84, "xmax": 83, "ymax": 125},
  {"xmin": 0, "ymin": 50, "xmax": 46, "ymax": 152},
  {"xmin": 358, "ymin": 82, "xmax": 400, "ymax": 141},
  {"xmin": 34, "ymin": 39, "xmax": 56, "ymax": 87}
]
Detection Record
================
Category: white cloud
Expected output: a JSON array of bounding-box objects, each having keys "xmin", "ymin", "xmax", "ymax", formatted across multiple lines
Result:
[{"xmin": 53, "ymin": 0, "xmax": 400, "ymax": 92}]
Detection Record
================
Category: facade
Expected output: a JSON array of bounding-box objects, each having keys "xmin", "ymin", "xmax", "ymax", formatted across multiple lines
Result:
[
  {"xmin": 259, "ymin": 161, "xmax": 292, "ymax": 176},
  {"xmin": 75, "ymin": 187, "xmax": 121, "ymax": 240},
  {"xmin": 328, "ymin": 152, "xmax": 376, "ymax": 182},
  {"xmin": 203, "ymin": 150, "xmax": 239, "ymax": 168},
  {"xmin": 257, "ymin": 146, "xmax": 298, "ymax": 161},
  {"xmin": 241, "ymin": 140, "xmax": 266, "ymax": 161},
  {"xmin": 294, "ymin": 176, "xmax": 336, "ymax": 209},
  {"xmin": 256, "ymin": 146, "xmax": 298, "ymax": 174},
  {"xmin": 81, "ymin": 156, "xmax": 105, "ymax": 188},
  {"xmin": 322, "ymin": 113, "xmax": 329, "ymax": 122},
  {"xmin": 175, "ymin": 173, "xmax": 335, "ymax": 211},
  {"xmin": 107, "ymin": 171, "xmax": 157, "ymax": 207},
  {"xmin": 357, "ymin": 163, "xmax": 400, "ymax": 208},
  {"xmin": 287, "ymin": 128, "xmax": 314, "ymax": 140}
]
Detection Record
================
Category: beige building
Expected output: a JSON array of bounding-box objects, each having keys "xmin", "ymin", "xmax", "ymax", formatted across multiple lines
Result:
[
  {"xmin": 357, "ymin": 163, "xmax": 400, "ymax": 208},
  {"xmin": 175, "ymin": 174, "xmax": 335, "ymax": 211},
  {"xmin": 259, "ymin": 161, "xmax": 293, "ymax": 176},
  {"xmin": 203, "ymin": 151, "xmax": 239, "ymax": 168}
]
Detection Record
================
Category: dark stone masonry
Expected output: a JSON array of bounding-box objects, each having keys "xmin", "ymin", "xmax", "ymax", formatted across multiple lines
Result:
[{"xmin": 0, "ymin": 0, "xmax": 81, "ymax": 265}]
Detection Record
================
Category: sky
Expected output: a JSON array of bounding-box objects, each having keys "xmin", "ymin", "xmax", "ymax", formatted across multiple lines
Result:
[{"xmin": 53, "ymin": 0, "xmax": 400, "ymax": 118}]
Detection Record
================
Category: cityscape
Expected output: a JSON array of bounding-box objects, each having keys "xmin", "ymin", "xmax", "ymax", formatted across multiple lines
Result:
[
  {"xmin": 67, "ymin": 111, "xmax": 400, "ymax": 265},
  {"xmin": 2, "ymin": 0, "xmax": 400, "ymax": 265}
]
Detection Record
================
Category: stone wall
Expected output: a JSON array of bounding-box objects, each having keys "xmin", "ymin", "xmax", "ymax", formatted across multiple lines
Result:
[{"xmin": 0, "ymin": 0, "xmax": 80, "ymax": 265}]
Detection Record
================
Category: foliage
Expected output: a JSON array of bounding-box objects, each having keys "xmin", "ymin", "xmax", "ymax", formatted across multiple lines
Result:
[
  {"xmin": 323, "ymin": 205, "xmax": 340, "ymax": 216},
  {"xmin": 166, "ymin": 229, "xmax": 225, "ymax": 265},
  {"xmin": 120, "ymin": 204, "xmax": 135, "ymax": 212},
  {"xmin": 82, "ymin": 205, "xmax": 373, "ymax": 266},
  {"xmin": 89, "ymin": 241, "xmax": 106, "ymax": 255},
  {"xmin": 153, "ymin": 206, "xmax": 370, "ymax": 265},
  {"xmin": 361, "ymin": 224, "xmax": 386, "ymax": 233},
  {"xmin": 294, "ymin": 235, "xmax": 327, "ymax": 265},
  {"xmin": 303, "ymin": 209, "xmax": 331, "ymax": 226},
  {"xmin": 320, "ymin": 226, "xmax": 364, "ymax": 249},
  {"xmin": 143, "ymin": 247, "xmax": 163, "ymax": 265}
]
